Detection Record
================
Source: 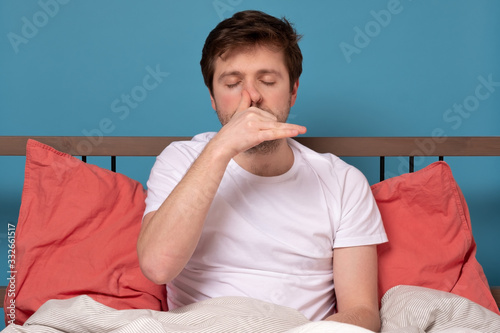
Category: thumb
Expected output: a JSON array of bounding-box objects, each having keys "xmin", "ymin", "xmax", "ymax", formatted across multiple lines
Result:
[{"xmin": 236, "ymin": 90, "xmax": 252, "ymax": 113}]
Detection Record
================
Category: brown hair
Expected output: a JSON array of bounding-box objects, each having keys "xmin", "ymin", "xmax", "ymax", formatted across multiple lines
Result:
[{"xmin": 200, "ymin": 10, "xmax": 303, "ymax": 94}]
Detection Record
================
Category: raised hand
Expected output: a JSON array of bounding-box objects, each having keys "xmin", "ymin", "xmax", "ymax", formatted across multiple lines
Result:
[{"xmin": 211, "ymin": 90, "xmax": 307, "ymax": 159}]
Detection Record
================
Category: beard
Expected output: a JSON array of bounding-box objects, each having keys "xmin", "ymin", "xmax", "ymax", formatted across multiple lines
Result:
[
  {"xmin": 215, "ymin": 99, "xmax": 291, "ymax": 155},
  {"xmin": 245, "ymin": 138, "xmax": 281, "ymax": 155}
]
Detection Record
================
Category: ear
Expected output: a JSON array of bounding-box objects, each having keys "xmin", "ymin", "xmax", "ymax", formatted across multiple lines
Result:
[
  {"xmin": 209, "ymin": 91, "xmax": 217, "ymax": 111},
  {"xmin": 290, "ymin": 79, "xmax": 299, "ymax": 107}
]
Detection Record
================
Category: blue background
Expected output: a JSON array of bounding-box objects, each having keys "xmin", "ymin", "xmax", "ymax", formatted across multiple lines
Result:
[{"xmin": 1, "ymin": 0, "xmax": 499, "ymax": 326}]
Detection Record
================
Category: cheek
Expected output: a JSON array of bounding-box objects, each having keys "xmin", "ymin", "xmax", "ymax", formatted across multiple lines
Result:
[
  {"xmin": 273, "ymin": 90, "xmax": 294, "ymax": 108},
  {"xmin": 214, "ymin": 90, "xmax": 241, "ymax": 111}
]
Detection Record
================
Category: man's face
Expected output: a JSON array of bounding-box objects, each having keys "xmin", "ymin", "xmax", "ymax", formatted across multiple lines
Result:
[{"xmin": 210, "ymin": 44, "xmax": 299, "ymax": 127}]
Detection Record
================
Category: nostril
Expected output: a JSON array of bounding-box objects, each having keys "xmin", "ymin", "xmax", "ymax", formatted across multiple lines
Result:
[{"xmin": 251, "ymin": 97, "xmax": 263, "ymax": 108}]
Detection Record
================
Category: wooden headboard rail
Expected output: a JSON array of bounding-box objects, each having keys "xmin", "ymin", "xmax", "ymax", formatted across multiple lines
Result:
[{"xmin": 1, "ymin": 136, "xmax": 500, "ymax": 157}]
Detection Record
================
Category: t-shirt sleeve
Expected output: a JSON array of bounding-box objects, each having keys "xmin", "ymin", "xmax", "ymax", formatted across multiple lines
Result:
[
  {"xmin": 143, "ymin": 144, "xmax": 195, "ymax": 218},
  {"xmin": 333, "ymin": 166, "xmax": 388, "ymax": 248}
]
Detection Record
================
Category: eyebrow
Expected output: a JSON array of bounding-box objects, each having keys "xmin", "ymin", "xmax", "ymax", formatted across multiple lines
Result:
[{"xmin": 217, "ymin": 69, "xmax": 283, "ymax": 82}]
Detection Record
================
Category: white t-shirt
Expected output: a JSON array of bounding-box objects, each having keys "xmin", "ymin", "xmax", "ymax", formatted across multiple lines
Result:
[{"xmin": 144, "ymin": 132, "xmax": 388, "ymax": 320}]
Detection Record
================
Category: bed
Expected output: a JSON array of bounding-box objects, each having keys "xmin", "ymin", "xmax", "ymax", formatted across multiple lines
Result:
[{"xmin": 0, "ymin": 135, "xmax": 499, "ymax": 333}]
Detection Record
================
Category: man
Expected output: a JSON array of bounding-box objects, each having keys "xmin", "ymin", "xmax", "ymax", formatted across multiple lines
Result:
[{"xmin": 137, "ymin": 10, "xmax": 387, "ymax": 332}]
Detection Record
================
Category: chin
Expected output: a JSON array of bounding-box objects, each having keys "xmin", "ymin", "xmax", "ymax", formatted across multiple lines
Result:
[{"xmin": 245, "ymin": 139, "xmax": 281, "ymax": 155}]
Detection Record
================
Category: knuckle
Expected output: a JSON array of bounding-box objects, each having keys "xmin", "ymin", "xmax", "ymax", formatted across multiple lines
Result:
[{"xmin": 246, "ymin": 120, "xmax": 257, "ymax": 129}]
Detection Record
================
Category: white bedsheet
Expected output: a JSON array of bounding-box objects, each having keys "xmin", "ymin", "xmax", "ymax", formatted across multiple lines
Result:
[{"xmin": 2, "ymin": 285, "xmax": 500, "ymax": 333}]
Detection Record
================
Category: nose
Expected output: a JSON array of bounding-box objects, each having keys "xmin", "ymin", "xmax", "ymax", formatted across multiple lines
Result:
[{"xmin": 244, "ymin": 82, "xmax": 263, "ymax": 107}]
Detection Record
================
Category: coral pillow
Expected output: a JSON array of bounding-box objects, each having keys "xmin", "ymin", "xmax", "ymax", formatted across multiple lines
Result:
[
  {"xmin": 373, "ymin": 161, "xmax": 499, "ymax": 314},
  {"xmin": 4, "ymin": 140, "xmax": 167, "ymax": 325}
]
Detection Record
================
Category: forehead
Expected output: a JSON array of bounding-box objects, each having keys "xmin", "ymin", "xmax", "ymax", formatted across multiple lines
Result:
[{"xmin": 214, "ymin": 44, "xmax": 287, "ymax": 77}]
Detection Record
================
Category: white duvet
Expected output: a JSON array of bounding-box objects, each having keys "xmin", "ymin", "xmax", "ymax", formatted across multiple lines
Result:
[{"xmin": 2, "ymin": 285, "xmax": 500, "ymax": 333}]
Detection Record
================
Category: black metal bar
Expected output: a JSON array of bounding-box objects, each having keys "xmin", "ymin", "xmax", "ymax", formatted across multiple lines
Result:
[
  {"xmin": 439, "ymin": 156, "xmax": 444, "ymax": 161},
  {"xmin": 81, "ymin": 156, "xmax": 87, "ymax": 163},
  {"xmin": 111, "ymin": 156, "xmax": 116, "ymax": 172},
  {"xmin": 409, "ymin": 156, "xmax": 414, "ymax": 173},
  {"xmin": 379, "ymin": 156, "xmax": 385, "ymax": 181}
]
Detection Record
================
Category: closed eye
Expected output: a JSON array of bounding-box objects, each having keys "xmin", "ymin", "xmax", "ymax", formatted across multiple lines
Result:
[{"xmin": 226, "ymin": 82, "xmax": 241, "ymax": 89}]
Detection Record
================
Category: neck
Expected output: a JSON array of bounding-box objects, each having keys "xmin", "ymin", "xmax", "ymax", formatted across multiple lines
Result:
[{"xmin": 233, "ymin": 138, "xmax": 294, "ymax": 177}]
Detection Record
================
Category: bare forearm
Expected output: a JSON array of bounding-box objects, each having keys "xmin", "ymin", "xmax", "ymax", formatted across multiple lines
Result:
[
  {"xmin": 137, "ymin": 142, "xmax": 231, "ymax": 284},
  {"xmin": 137, "ymin": 91, "xmax": 306, "ymax": 284},
  {"xmin": 324, "ymin": 305, "xmax": 380, "ymax": 332}
]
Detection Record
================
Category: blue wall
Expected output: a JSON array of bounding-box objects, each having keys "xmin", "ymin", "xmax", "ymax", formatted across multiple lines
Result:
[{"xmin": 1, "ymin": 0, "xmax": 499, "ymax": 324}]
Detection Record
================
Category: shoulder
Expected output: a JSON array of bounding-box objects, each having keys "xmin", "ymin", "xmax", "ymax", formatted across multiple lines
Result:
[
  {"xmin": 149, "ymin": 132, "xmax": 216, "ymax": 175},
  {"xmin": 288, "ymin": 138, "xmax": 366, "ymax": 183},
  {"xmin": 157, "ymin": 132, "xmax": 216, "ymax": 161}
]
